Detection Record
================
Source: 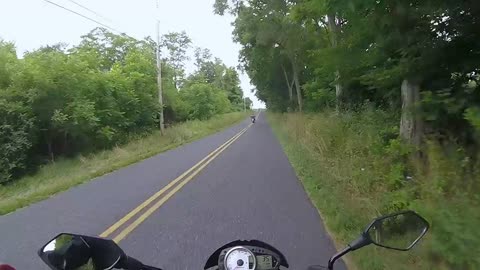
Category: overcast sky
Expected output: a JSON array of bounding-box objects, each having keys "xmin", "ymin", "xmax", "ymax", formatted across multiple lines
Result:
[{"xmin": 0, "ymin": 0, "xmax": 264, "ymax": 108}]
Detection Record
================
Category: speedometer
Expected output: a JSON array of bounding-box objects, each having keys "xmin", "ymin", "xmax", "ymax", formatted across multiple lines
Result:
[{"xmin": 224, "ymin": 246, "xmax": 256, "ymax": 270}]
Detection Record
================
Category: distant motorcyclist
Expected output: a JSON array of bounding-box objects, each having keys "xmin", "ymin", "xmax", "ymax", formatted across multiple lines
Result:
[{"xmin": 250, "ymin": 114, "xmax": 256, "ymax": 123}]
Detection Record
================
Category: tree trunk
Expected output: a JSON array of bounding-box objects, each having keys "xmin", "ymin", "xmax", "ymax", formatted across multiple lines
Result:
[
  {"xmin": 327, "ymin": 13, "xmax": 343, "ymax": 111},
  {"xmin": 47, "ymin": 138, "xmax": 54, "ymax": 162},
  {"xmin": 62, "ymin": 131, "xmax": 68, "ymax": 155},
  {"xmin": 334, "ymin": 70, "xmax": 343, "ymax": 111},
  {"xmin": 400, "ymin": 78, "xmax": 423, "ymax": 148},
  {"xmin": 292, "ymin": 61, "xmax": 303, "ymax": 112},
  {"xmin": 327, "ymin": 13, "xmax": 338, "ymax": 47},
  {"xmin": 282, "ymin": 65, "xmax": 294, "ymax": 102}
]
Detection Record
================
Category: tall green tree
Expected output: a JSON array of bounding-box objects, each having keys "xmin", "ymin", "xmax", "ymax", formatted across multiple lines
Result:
[
  {"xmin": 189, "ymin": 47, "xmax": 244, "ymax": 110},
  {"xmin": 216, "ymin": 0, "xmax": 310, "ymax": 111},
  {"xmin": 160, "ymin": 31, "xmax": 192, "ymax": 88},
  {"xmin": 219, "ymin": 0, "xmax": 480, "ymax": 148},
  {"xmin": 179, "ymin": 83, "xmax": 231, "ymax": 120},
  {"xmin": 74, "ymin": 27, "xmax": 139, "ymax": 70},
  {"xmin": 0, "ymin": 41, "xmax": 35, "ymax": 183}
]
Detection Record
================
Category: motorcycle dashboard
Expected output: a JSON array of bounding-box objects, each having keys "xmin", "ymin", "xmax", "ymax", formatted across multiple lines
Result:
[
  {"xmin": 218, "ymin": 246, "xmax": 280, "ymax": 270},
  {"xmin": 204, "ymin": 240, "xmax": 289, "ymax": 270}
]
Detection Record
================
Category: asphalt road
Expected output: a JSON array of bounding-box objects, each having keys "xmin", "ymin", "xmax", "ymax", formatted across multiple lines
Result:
[{"xmin": 0, "ymin": 113, "xmax": 346, "ymax": 270}]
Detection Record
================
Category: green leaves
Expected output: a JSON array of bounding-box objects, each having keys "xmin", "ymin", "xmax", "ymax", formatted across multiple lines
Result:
[
  {"xmin": 188, "ymin": 47, "xmax": 244, "ymax": 112},
  {"xmin": 160, "ymin": 31, "xmax": 192, "ymax": 87},
  {"xmin": 0, "ymin": 29, "xmax": 159, "ymax": 181},
  {"xmin": 221, "ymin": 0, "xmax": 480, "ymax": 146},
  {"xmin": 0, "ymin": 27, "xmax": 245, "ymax": 183},
  {"xmin": 465, "ymin": 106, "xmax": 480, "ymax": 125},
  {"xmin": 0, "ymin": 40, "xmax": 17, "ymax": 89},
  {"xmin": 179, "ymin": 83, "xmax": 232, "ymax": 120},
  {"xmin": 0, "ymin": 98, "xmax": 34, "ymax": 183}
]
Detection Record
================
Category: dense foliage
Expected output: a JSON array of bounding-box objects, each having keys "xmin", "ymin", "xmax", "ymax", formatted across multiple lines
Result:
[
  {"xmin": 215, "ymin": 0, "xmax": 480, "ymax": 146},
  {"xmin": 0, "ymin": 28, "xmax": 248, "ymax": 183},
  {"xmin": 216, "ymin": 0, "xmax": 480, "ymax": 268}
]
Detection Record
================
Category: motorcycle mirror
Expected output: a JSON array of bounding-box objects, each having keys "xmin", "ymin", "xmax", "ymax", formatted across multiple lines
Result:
[
  {"xmin": 366, "ymin": 210, "xmax": 429, "ymax": 251},
  {"xmin": 38, "ymin": 233, "xmax": 125, "ymax": 270},
  {"xmin": 327, "ymin": 211, "xmax": 429, "ymax": 270}
]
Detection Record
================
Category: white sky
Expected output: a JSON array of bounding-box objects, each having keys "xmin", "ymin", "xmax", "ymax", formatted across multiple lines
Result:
[{"xmin": 0, "ymin": 0, "xmax": 264, "ymax": 108}]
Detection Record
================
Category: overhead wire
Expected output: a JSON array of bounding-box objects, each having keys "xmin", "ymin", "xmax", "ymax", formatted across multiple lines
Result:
[
  {"xmin": 41, "ymin": 0, "xmax": 134, "ymax": 39},
  {"xmin": 65, "ymin": 0, "xmax": 114, "ymax": 23}
]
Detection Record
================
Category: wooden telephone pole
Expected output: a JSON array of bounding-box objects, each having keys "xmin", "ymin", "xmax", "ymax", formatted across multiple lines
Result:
[{"xmin": 155, "ymin": 1, "xmax": 165, "ymax": 134}]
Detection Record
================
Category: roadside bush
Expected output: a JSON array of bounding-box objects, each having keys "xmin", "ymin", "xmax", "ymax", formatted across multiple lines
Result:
[
  {"xmin": 179, "ymin": 83, "xmax": 232, "ymax": 120},
  {"xmin": 0, "ymin": 99, "xmax": 35, "ymax": 183}
]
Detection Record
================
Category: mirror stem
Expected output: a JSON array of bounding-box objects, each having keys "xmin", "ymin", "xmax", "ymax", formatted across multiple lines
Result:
[
  {"xmin": 327, "ymin": 246, "xmax": 351, "ymax": 270},
  {"xmin": 348, "ymin": 234, "xmax": 372, "ymax": 251},
  {"xmin": 118, "ymin": 256, "xmax": 145, "ymax": 270}
]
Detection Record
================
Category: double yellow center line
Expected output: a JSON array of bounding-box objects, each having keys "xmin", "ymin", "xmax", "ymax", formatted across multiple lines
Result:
[{"xmin": 99, "ymin": 123, "xmax": 252, "ymax": 243}]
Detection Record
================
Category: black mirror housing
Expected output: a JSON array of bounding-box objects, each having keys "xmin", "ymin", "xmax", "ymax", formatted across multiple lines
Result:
[
  {"xmin": 328, "ymin": 210, "xmax": 429, "ymax": 270},
  {"xmin": 38, "ymin": 233, "xmax": 125, "ymax": 270}
]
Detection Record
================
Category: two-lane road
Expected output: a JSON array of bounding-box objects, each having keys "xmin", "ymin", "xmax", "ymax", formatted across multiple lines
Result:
[{"xmin": 0, "ymin": 113, "xmax": 346, "ymax": 270}]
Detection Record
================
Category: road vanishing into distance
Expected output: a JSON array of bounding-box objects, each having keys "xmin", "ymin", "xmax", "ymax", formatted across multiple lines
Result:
[{"xmin": 0, "ymin": 113, "xmax": 346, "ymax": 270}]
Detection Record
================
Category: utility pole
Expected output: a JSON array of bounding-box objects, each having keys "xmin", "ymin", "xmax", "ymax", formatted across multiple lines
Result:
[
  {"xmin": 243, "ymin": 97, "xmax": 246, "ymax": 112},
  {"xmin": 156, "ymin": 1, "xmax": 165, "ymax": 134}
]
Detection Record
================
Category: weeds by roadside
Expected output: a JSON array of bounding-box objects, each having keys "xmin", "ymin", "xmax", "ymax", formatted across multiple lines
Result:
[{"xmin": 268, "ymin": 111, "xmax": 480, "ymax": 270}]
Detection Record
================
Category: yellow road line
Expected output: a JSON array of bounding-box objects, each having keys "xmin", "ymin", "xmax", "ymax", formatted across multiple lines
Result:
[
  {"xmin": 113, "ymin": 126, "xmax": 250, "ymax": 243},
  {"xmin": 99, "ymin": 125, "xmax": 249, "ymax": 238}
]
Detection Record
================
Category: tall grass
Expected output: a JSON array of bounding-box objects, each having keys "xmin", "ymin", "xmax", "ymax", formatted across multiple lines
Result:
[
  {"xmin": 268, "ymin": 110, "xmax": 480, "ymax": 270},
  {"xmin": 0, "ymin": 112, "xmax": 247, "ymax": 215}
]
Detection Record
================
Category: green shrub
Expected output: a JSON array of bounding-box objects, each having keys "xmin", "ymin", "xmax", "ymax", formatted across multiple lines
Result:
[
  {"xmin": 0, "ymin": 99, "xmax": 35, "ymax": 183},
  {"xmin": 179, "ymin": 83, "xmax": 232, "ymax": 120}
]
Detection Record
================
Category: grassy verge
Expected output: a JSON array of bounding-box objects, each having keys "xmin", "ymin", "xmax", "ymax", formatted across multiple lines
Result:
[
  {"xmin": 268, "ymin": 111, "xmax": 480, "ymax": 270},
  {"xmin": 0, "ymin": 112, "xmax": 247, "ymax": 215}
]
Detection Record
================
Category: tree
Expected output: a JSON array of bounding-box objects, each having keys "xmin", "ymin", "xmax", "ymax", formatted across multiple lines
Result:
[
  {"xmin": 2, "ymin": 30, "xmax": 160, "ymax": 161},
  {"xmin": 334, "ymin": 0, "xmax": 480, "ymax": 147},
  {"xmin": 0, "ymin": 40, "xmax": 17, "ymax": 89},
  {"xmin": 160, "ymin": 31, "xmax": 192, "ymax": 88},
  {"xmin": 217, "ymin": 0, "xmax": 480, "ymax": 151},
  {"xmin": 179, "ymin": 83, "xmax": 231, "ymax": 120},
  {"xmin": 222, "ymin": 67, "xmax": 244, "ymax": 110},
  {"xmin": 216, "ymin": 0, "xmax": 309, "ymax": 111},
  {"xmin": 244, "ymin": 97, "xmax": 253, "ymax": 110},
  {"xmin": 0, "ymin": 46, "xmax": 35, "ymax": 182},
  {"xmin": 194, "ymin": 47, "xmax": 213, "ymax": 69},
  {"xmin": 189, "ymin": 47, "xmax": 244, "ymax": 110},
  {"xmin": 74, "ymin": 27, "xmax": 139, "ymax": 71}
]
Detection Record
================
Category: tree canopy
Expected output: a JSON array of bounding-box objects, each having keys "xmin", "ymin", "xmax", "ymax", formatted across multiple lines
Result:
[
  {"xmin": 0, "ymin": 28, "xmax": 247, "ymax": 183},
  {"xmin": 215, "ymin": 0, "xmax": 480, "ymax": 147}
]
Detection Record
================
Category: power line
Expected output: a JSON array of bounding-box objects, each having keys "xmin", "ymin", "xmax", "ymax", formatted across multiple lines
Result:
[
  {"xmin": 42, "ymin": 0, "xmax": 126, "ymax": 35},
  {"xmin": 65, "ymin": 0, "xmax": 114, "ymax": 23}
]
